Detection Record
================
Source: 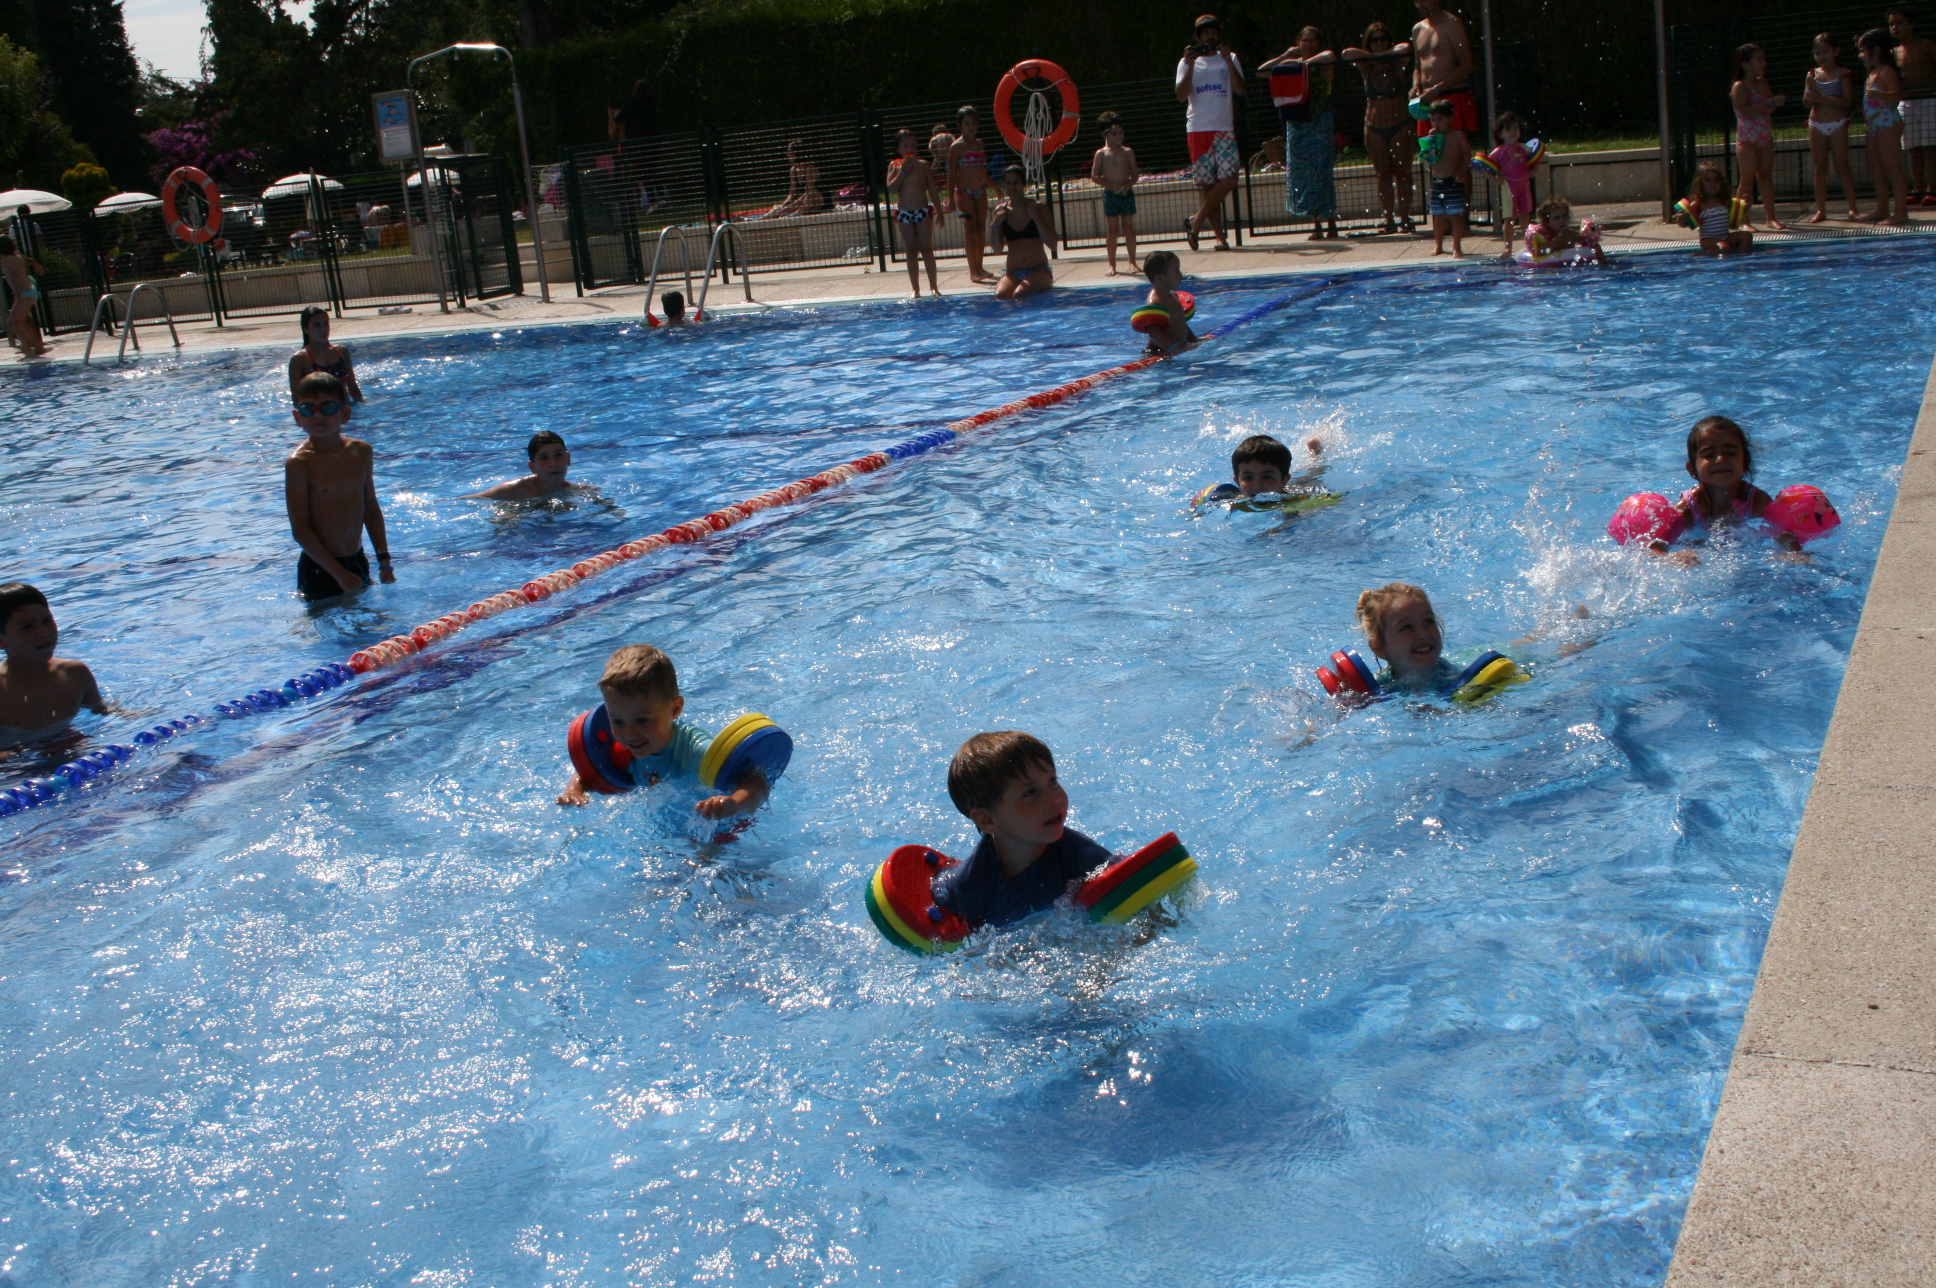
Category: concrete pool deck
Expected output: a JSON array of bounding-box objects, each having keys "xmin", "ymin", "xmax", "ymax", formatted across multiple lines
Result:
[
  {"xmin": 1663, "ymin": 356, "xmax": 1936, "ymax": 1286},
  {"xmin": 13, "ymin": 195, "xmax": 1935, "ymax": 1281},
  {"xmin": 15, "ymin": 199, "xmax": 1936, "ymax": 363}
]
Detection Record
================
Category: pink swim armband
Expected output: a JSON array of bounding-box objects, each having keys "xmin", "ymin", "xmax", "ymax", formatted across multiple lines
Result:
[
  {"xmin": 1608, "ymin": 492, "xmax": 1685, "ymax": 547},
  {"xmin": 1761, "ymin": 485, "xmax": 1841, "ymax": 545}
]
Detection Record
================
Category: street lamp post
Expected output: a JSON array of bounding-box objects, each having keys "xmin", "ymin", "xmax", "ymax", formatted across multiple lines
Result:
[{"xmin": 407, "ymin": 43, "xmax": 552, "ymax": 304}]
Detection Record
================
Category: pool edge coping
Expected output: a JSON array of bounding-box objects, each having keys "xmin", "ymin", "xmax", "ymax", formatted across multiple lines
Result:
[{"xmin": 1663, "ymin": 353, "xmax": 1936, "ymax": 1284}]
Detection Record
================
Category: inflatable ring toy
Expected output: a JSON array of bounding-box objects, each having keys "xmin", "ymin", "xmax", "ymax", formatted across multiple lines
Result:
[
  {"xmin": 994, "ymin": 59, "xmax": 1080, "ymax": 157},
  {"xmin": 160, "ymin": 166, "xmax": 224, "ymax": 245},
  {"xmin": 567, "ymin": 704, "xmax": 636, "ymax": 794},
  {"xmin": 1075, "ymin": 832, "xmax": 1196, "ymax": 924},
  {"xmin": 697, "ymin": 712, "xmax": 793, "ymax": 793},
  {"xmin": 1442, "ymin": 651, "xmax": 1527, "ymax": 704},
  {"xmin": 1316, "ymin": 650, "xmax": 1381, "ymax": 699},
  {"xmin": 1131, "ymin": 290, "xmax": 1194, "ymax": 335},
  {"xmin": 1470, "ymin": 154, "xmax": 1501, "ymax": 179},
  {"xmin": 866, "ymin": 844, "xmax": 974, "ymax": 953}
]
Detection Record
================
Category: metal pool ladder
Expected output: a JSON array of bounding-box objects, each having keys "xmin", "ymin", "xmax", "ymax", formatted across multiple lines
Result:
[
  {"xmin": 83, "ymin": 283, "xmax": 182, "ymax": 364},
  {"xmin": 694, "ymin": 221, "xmax": 760, "ymax": 321},
  {"xmin": 642, "ymin": 223, "xmax": 699, "ymax": 325}
]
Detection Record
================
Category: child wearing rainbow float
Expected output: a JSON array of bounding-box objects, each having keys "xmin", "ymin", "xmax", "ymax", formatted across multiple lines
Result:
[
  {"xmin": 1316, "ymin": 584, "xmax": 1528, "ymax": 704},
  {"xmin": 1675, "ymin": 163, "xmax": 1753, "ymax": 257},
  {"xmin": 557, "ymin": 645, "xmax": 775, "ymax": 819},
  {"xmin": 1608, "ymin": 416, "xmax": 1841, "ymax": 564},
  {"xmin": 1477, "ymin": 111, "xmax": 1544, "ymax": 248},
  {"xmin": 1134, "ymin": 250, "xmax": 1196, "ymax": 354}
]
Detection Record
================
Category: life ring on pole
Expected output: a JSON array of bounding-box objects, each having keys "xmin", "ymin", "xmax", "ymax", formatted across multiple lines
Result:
[
  {"xmin": 994, "ymin": 59, "xmax": 1080, "ymax": 156},
  {"xmin": 160, "ymin": 167, "xmax": 224, "ymax": 244}
]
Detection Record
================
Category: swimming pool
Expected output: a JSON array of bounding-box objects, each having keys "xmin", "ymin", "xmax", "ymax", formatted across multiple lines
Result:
[{"xmin": 2, "ymin": 238, "xmax": 1931, "ymax": 1287}]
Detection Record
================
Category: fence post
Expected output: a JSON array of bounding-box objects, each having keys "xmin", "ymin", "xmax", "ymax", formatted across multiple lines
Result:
[
  {"xmin": 499, "ymin": 157, "xmax": 524, "ymax": 297},
  {"xmin": 560, "ymin": 148, "xmax": 590, "ymax": 295},
  {"xmin": 859, "ymin": 110, "xmax": 887, "ymax": 274}
]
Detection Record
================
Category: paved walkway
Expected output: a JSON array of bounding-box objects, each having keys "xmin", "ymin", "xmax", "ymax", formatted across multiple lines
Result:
[{"xmin": 18, "ymin": 200, "xmax": 1936, "ymax": 363}]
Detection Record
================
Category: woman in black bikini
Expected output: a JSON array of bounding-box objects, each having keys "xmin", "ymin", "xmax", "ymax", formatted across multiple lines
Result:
[
  {"xmin": 1343, "ymin": 22, "xmax": 1417, "ymax": 234},
  {"xmin": 288, "ymin": 305, "xmax": 363, "ymax": 401},
  {"xmin": 989, "ymin": 169, "xmax": 1056, "ymax": 299}
]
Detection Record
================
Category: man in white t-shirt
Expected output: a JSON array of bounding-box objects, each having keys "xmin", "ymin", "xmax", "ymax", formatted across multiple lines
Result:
[{"xmin": 1174, "ymin": 13, "xmax": 1246, "ymax": 251}]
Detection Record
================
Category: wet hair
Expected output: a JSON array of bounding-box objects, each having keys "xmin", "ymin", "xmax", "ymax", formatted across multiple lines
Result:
[
  {"xmin": 1231, "ymin": 434, "xmax": 1292, "ymax": 477},
  {"xmin": 1142, "ymin": 249, "xmax": 1180, "ymax": 279},
  {"xmin": 1861, "ymin": 28, "xmax": 1901, "ymax": 68},
  {"xmin": 0, "ymin": 582, "xmax": 49, "ymax": 632},
  {"xmin": 1493, "ymin": 110, "xmax": 1525, "ymax": 143},
  {"xmin": 1537, "ymin": 196, "xmax": 1573, "ymax": 221},
  {"xmin": 1733, "ymin": 43, "xmax": 1764, "ymax": 82},
  {"xmin": 294, "ymin": 371, "xmax": 347, "ymax": 402},
  {"xmin": 1355, "ymin": 583, "xmax": 1432, "ymax": 645},
  {"xmin": 526, "ymin": 430, "xmax": 566, "ymax": 459},
  {"xmin": 662, "ymin": 289, "xmax": 685, "ymax": 316},
  {"xmin": 1428, "ymin": 98, "xmax": 1457, "ymax": 118},
  {"xmin": 1098, "ymin": 110, "xmax": 1123, "ymax": 136},
  {"xmin": 1363, "ymin": 20, "xmax": 1394, "ymax": 46},
  {"xmin": 1686, "ymin": 415, "xmax": 1754, "ymax": 476},
  {"xmin": 947, "ymin": 731, "xmax": 1055, "ymax": 817},
  {"xmin": 956, "ymin": 105, "xmax": 979, "ymax": 125},
  {"xmin": 0, "ymin": 235, "xmax": 14, "ymax": 256},
  {"xmin": 299, "ymin": 304, "xmax": 330, "ymax": 337},
  {"xmin": 1688, "ymin": 160, "xmax": 1730, "ymax": 201},
  {"xmin": 599, "ymin": 644, "xmax": 680, "ymax": 704}
]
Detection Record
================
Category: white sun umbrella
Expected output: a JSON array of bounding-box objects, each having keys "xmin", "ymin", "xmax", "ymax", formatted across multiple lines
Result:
[
  {"xmin": 0, "ymin": 188, "xmax": 73, "ymax": 214},
  {"xmin": 262, "ymin": 173, "xmax": 345, "ymax": 199},
  {"xmin": 93, "ymin": 191, "xmax": 163, "ymax": 215},
  {"xmin": 405, "ymin": 168, "xmax": 460, "ymax": 187}
]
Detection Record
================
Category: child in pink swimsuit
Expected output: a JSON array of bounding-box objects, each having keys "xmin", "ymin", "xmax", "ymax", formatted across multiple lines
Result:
[{"xmin": 1486, "ymin": 111, "xmax": 1543, "ymax": 245}]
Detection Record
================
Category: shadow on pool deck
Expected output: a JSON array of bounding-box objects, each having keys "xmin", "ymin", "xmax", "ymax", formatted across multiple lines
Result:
[{"xmin": 1664, "ymin": 356, "xmax": 1936, "ymax": 1287}]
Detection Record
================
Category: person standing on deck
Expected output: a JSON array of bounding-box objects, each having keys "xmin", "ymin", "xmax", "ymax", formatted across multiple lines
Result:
[
  {"xmin": 1889, "ymin": 9, "xmax": 1936, "ymax": 205},
  {"xmin": 1410, "ymin": 0, "xmax": 1476, "ymax": 143},
  {"xmin": 1176, "ymin": 14, "xmax": 1246, "ymax": 253}
]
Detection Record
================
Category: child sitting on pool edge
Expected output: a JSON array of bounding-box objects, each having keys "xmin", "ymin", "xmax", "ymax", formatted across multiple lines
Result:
[
  {"xmin": 469, "ymin": 431, "xmax": 579, "ymax": 500},
  {"xmin": 930, "ymin": 731, "xmax": 1110, "ymax": 928},
  {"xmin": 557, "ymin": 645, "xmax": 771, "ymax": 819},
  {"xmin": 0, "ymin": 583, "xmax": 108, "ymax": 750}
]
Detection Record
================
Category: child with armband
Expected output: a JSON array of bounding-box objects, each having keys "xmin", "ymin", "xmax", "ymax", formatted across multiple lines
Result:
[
  {"xmin": 557, "ymin": 645, "xmax": 776, "ymax": 819},
  {"xmin": 1317, "ymin": 583, "xmax": 1529, "ymax": 702},
  {"xmin": 1135, "ymin": 250, "xmax": 1196, "ymax": 354},
  {"xmin": 1608, "ymin": 415, "xmax": 1840, "ymax": 564},
  {"xmin": 1485, "ymin": 111, "xmax": 1545, "ymax": 247},
  {"xmin": 1524, "ymin": 197, "xmax": 1609, "ymax": 266},
  {"xmin": 1674, "ymin": 163, "xmax": 1754, "ymax": 256},
  {"xmin": 929, "ymin": 731, "xmax": 1110, "ymax": 927}
]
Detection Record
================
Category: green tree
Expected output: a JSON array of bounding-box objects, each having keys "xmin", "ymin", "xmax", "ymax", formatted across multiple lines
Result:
[
  {"xmin": 0, "ymin": 1, "xmax": 144, "ymax": 186},
  {"xmin": 60, "ymin": 160, "xmax": 115, "ymax": 207},
  {"xmin": 0, "ymin": 33, "xmax": 95, "ymax": 189}
]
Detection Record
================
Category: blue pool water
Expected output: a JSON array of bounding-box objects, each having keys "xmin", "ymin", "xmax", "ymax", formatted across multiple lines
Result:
[{"xmin": 3, "ymin": 239, "xmax": 1932, "ymax": 1286}]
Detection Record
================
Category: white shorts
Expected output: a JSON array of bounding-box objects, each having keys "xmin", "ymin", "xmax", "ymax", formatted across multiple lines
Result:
[{"xmin": 1901, "ymin": 95, "xmax": 1936, "ymax": 148}]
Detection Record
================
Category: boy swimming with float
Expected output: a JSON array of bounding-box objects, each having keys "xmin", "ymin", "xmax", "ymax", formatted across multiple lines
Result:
[
  {"xmin": 864, "ymin": 731, "xmax": 1194, "ymax": 953},
  {"xmin": 469, "ymin": 431, "xmax": 581, "ymax": 500},
  {"xmin": 558, "ymin": 644, "xmax": 791, "ymax": 819},
  {"xmin": 1191, "ymin": 433, "xmax": 1339, "ymax": 514},
  {"xmin": 1607, "ymin": 415, "xmax": 1840, "ymax": 563},
  {"xmin": 1315, "ymin": 582, "xmax": 1526, "ymax": 704},
  {"xmin": 1131, "ymin": 250, "xmax": 1196, "ymax": 354}
]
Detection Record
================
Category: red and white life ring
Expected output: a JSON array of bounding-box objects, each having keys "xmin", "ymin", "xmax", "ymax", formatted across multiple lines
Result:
[
  {"xmin": 160, "ymin": 166, "xmax": 224, "ymax": 244},
  {"xmin": 994, "ymin": 59, "xmax": 1080, "ymax": 157}
]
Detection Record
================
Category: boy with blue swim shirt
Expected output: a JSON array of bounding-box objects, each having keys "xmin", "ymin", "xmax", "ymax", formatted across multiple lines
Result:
[
  {"xmin": 556, "ymin": 644, "xmax": 770, "ymax": 819},
  {"xmin": 931, "ymin": 731, "xmax": 1110, "ymax": 927}
]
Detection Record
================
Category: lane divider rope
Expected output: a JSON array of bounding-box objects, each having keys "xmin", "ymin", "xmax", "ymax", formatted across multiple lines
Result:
[{"xmin": 1, "ymin": 284, "xmax": 1320, "ymax": 820}]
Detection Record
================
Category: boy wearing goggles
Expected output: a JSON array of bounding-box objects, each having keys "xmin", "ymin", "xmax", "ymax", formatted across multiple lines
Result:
[{"xmin": 284, "ymin": 372, "xmax": 394, "ymax": 602}]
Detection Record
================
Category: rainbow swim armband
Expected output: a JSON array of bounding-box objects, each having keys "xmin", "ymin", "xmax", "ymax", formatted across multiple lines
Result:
[
  {"xmin": 1075, "ymin": 833, "xmax": 1196, "ymax": 924},
  {"xmin": 1316, "ymin": 650, "xmax": 1381, "ymax": 699},
  {"xmin": 697, "ymin": 712, "xmax": 794, "ymax": 793},
  {"xmin": 567, "ymin": 703, "xmax": 636, "ymax": 794},
  {"xmin": 1440, "ymin": 651, "xmax": 1526, "ymax": 704},
  {"xmin": 1470, "ymin": 154, "xmax": 1501, "ymax": 179},
  {"xmin": 1131, "ymin": 290, "xmax": 1195, "ymax": 336}
]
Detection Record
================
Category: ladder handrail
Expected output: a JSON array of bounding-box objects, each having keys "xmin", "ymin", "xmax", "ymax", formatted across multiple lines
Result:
[
  {"xmin": 114, "ymin": 283, "xmax": 183, "ymax": 363},
  {"xmin": 82, "ymin": 293, "xmax": 125, "ymax": 364},
  {"xmin": 695, "ymin": 220, "xmax": 755, "ymax": 321},
  {"xmin": 642, "ymin": 223, "xmax": 698, "ymax": 325}
]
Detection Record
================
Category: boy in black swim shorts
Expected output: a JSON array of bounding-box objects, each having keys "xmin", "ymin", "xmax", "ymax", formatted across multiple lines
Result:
[{"xmin": 283, "ymin": 371, "xmax": 394, "ymax": 602}]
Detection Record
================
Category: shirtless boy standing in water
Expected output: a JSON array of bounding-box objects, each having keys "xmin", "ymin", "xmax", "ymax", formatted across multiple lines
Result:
[{"xmin": 284, "ymin": 371, "xmax": 395, "ymax": 602}]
